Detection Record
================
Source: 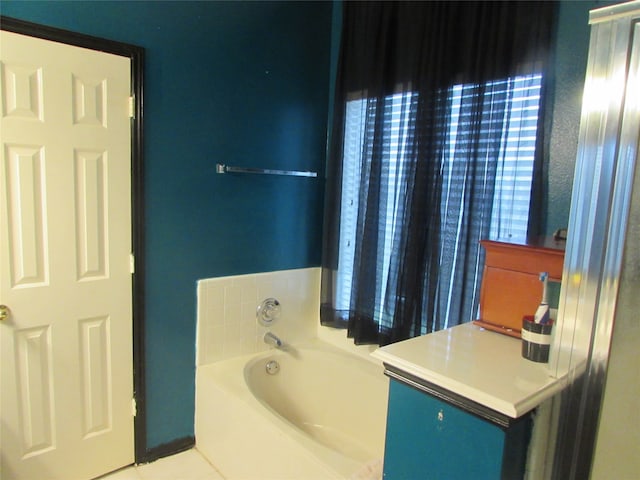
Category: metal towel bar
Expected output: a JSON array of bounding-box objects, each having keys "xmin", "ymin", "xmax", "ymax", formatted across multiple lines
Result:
[{"xmin": 216, "ymin": 163, "xmax": 317, "ymax": 178}]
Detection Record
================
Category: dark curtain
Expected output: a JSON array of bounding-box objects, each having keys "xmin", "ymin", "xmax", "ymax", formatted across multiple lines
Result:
[{"xmin": 321, "ymin": 1, "xmax": 557, "ymax": 345}]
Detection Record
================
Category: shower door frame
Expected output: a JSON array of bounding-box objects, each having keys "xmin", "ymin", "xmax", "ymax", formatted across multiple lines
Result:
[{"xmin": 548, "ymin": 2, "xmax": 640, "ymax": 478}]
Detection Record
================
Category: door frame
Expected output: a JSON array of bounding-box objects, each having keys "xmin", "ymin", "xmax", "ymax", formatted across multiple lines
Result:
[{"xmin": 0, "ymin": 16, "xmax": 149, "ymax": 464}]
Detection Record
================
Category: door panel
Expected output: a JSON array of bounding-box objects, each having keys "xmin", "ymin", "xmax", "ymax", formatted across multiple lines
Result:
[
  {"xmin": 1, "ymin": 30, "xmax": 134, "ymax": 480},
  {"xmin": 4, "ymin": 144, "xmax": 49, "ymax": 287}
]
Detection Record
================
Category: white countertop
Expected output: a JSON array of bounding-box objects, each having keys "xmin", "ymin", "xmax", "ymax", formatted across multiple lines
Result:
[{"xmin": 372, "ymin": 323, "xmax": 567, "ymax": 418}]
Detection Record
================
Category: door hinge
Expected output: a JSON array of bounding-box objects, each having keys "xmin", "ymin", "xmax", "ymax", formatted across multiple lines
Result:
[
  {"xmin": 132, "ymin": 397, "xmax": 137, "ymax": 417},
  {"xmin": 129, "ymin": 253, "xmax": 135, "ymax": 274},
  {"xmin": 128, "ymin": 96, "xmax": 135, "ymax": 119}
]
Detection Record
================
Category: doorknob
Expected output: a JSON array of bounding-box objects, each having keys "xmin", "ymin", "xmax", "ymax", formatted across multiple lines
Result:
[{"xmin": 0, "ymin": 305, "xmax": 10, "ymax": 321}]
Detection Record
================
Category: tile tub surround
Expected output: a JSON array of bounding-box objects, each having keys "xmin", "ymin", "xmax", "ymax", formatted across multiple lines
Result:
[{"xmin": 196, "ymin": 268, "xmax": 320, "ymax": 365}]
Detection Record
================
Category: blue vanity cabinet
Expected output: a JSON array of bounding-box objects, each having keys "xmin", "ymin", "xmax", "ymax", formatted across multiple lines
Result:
[
  {"xmin": 373, "ymin": 323, "xmax": 567, "ymax": 479},
  {"xmin": 382, "ymin": 378, "xmax": 532, "ymax": 480}
]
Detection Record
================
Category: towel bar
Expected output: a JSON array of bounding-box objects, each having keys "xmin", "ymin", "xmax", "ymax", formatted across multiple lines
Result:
[{"xmin": 216, "ymin": 163, "xmax": 317, "ymax": 178}]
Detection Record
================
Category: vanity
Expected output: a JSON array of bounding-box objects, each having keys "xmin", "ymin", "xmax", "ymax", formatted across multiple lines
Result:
[{"xmin": 373, "ymin": 239, "xmax": 567, "ymax": 478}]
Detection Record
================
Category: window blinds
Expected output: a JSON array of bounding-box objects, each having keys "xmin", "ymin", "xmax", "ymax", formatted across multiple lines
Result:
[{"xmin": 337, "ymin": 73, "xmax": 542, "ymax": 328}]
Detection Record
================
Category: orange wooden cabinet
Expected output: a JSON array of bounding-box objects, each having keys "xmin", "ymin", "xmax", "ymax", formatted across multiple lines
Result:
[{"xmin": 474, "ymin": 239, "xmax": 565, "ymax": 338}]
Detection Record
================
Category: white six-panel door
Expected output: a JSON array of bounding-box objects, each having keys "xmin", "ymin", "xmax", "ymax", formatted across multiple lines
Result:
[{"xmin": 0, "ymin": 30, "xmax": 134, "ymax": 480}]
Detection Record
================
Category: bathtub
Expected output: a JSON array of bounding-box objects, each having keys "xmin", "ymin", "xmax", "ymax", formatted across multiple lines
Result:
[{"xmin": 195, "ymin": 338, "xmax": 389, "ymax": 479}]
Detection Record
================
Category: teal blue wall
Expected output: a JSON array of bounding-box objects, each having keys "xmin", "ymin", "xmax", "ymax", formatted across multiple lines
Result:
[
  {"xmin": 2, "ymin": 0, "xmax": 332, "ymax": 451},
  {"xmin": 2, "ymin": 0, "xmax": 607, "ymax": 458},
  {"xmin": 545, "ymin": 0, "xmax": 599, "ymax": 235}
]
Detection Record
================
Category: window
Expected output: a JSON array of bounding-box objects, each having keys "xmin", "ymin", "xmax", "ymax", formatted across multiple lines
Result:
[{"xmin": 336, "ymin": 74, "xmax": 543, "ymax": 328}]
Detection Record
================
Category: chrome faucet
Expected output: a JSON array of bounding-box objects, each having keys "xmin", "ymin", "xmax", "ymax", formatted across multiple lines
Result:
[{"xmin": 263, "ymin": 332, "xmax": 283, "ymax": 348}]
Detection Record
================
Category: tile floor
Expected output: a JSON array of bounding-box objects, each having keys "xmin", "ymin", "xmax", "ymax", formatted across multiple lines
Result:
[{"xmin": 97, "ymin": 449, "xmax": 224, "ymax": 480}]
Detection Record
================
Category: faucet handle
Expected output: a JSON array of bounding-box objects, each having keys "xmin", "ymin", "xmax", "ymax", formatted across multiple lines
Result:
[{"xmin": 257, "ymin": 298, "xmax": 281, "ymax": 326}]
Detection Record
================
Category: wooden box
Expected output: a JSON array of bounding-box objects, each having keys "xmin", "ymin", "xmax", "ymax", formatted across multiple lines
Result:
[{"xmin": 474, "ymin": 239, "xmax": 565, "ymax": 338}]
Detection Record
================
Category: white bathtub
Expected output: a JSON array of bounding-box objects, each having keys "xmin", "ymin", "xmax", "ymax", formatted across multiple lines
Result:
[{"xmin": 195, "ymin": 338, "xmax": 389, "ymax": 479}]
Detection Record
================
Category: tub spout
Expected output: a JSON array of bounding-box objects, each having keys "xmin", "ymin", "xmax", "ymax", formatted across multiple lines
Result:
[{"xmin": 264, "ymin": 332, "xmax": 283, "ymax": 348}]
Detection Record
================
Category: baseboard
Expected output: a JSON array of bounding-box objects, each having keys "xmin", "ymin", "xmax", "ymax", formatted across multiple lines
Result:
[{"xmin": 137, "ymin": 436, "xmax": 195, "ymax": 465}]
